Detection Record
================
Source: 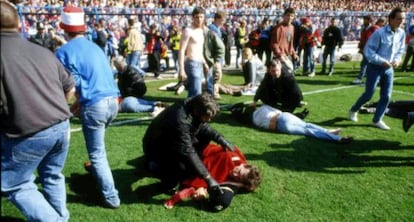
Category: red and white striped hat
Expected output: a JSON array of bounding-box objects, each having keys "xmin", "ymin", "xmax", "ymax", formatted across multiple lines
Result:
[{"xmin": 59, "ymin": 6, "xmax": 86, "ymax": 33}]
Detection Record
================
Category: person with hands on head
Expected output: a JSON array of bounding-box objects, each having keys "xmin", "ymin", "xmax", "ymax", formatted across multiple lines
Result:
[
  {"xmin": 349, "ymin": 7, "xmax": 406, "ymax": 130},
  {"xmin": 142, "ymin": 93, "xmax": 236, "ymax": 193}
]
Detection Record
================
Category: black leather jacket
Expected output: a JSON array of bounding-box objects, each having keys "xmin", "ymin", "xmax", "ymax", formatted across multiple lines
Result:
[
  {"xmin": 117, "ymin": 66, "xmax": 146, "ymax": 98},
  {"xmin": 254, "ymin": 72, "xmax": 303, "ymax": 113},
  {"xmin": 143, "ymin": 98, "xmax": 224, "ymax": 181}
]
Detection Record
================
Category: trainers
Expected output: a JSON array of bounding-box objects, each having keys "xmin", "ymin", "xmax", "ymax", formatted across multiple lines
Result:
[
  {"xmin": 338, "ymin": 136, "xmax": 354, "ymax": 144},
  {"xmin": 307, "ymin": 72, "xmax": 315, "ymax": 77},
  {"xmin": 373, "ymin": 121, "xmax": 390, "ymax": 130},
  {"xmin": 151, "ymin": 107, "xmax": 165, "ymax": 117},
  {"xmin": 349, "ymin": 110, "xmax": 358, "ymax": 122},
  {"xmin": 403, "ymin": 114, "xmax": 413, "ymax": 132},
  {"xmin": 175, "ymin": 85, "xmax": 185, "ymax": 95},
  {"xmin": 352, "ymin": 78, "xmax": 363, "ymax": 84},
  {"xmin": 328, "ymin": 71, "xmax": 333, "ymax": 76},
  {"xmin": 103, "ymin": 196, "xmax": 120, "ymax": 209}
]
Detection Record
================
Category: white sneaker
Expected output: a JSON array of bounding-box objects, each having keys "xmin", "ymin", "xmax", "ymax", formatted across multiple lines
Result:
[
  {"xmin": 373, "ymin": 121, "xmax": 390, "ymax": 130},
  {"xmin": 308, "ymin": 72, "xmax": 315, "ymax": 77},
  {"xmin": 349, "ymin": 110, "xmax": 358, "ymax": 122},
  {"xmin": 175, "ymin": 85, "xmax": 185, "ymax": 95},
  {"xmin": 352, "ymin": 79, "xmax": 362, "ymax": 84},
  {"xmin": 151, "ymin": 107, "xmax": 165, "ymax": 117}
]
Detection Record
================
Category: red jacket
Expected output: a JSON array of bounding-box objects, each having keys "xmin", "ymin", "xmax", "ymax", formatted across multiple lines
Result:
[
  {"xmin": 182, "ymin": 144, "xmax": 247, "ymax": 189},
  {"xmin": 358, "ymin": 25, "xmax": 378, "ymax": 52}
]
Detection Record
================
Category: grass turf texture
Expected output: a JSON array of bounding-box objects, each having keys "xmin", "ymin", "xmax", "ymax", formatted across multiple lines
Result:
[{"xmin": 2, "ymin": 62, "xmax": 413, "ymax": 222}]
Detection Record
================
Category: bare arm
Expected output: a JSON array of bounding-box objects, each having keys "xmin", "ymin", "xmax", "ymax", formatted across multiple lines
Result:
[{"xmin": 178, "ymin": 28, "xmax": 190, "ymax": 81}]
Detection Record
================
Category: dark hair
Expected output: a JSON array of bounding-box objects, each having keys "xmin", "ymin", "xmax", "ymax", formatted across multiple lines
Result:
[
  {"xmin": 244, "ymin": 164, "xmax": 262, "ymax": 191},
  {"xmin": 0, "ymin": 0, "xmax": 19, "ymax": 30},
  {"xmin": 192, "ymin": 7, "xmax": 205, "ymax": 17},
  {"xmin": 214, "ymin": 10, "xmax": 226, "ymax": 20},
  {"xmin": 389, "ymin": 7, "xmax": 404, "ymax": 20},
  {"xmin": 187, "ymin": 93, "xmax": 220, "ymax": 117},
  {"xmin": 284, "ymin": 7, "xmax": 295, "ymax": 16}
]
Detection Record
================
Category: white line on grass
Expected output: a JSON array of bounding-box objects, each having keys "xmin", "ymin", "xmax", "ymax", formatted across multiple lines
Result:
[
  {"xmin": 70, "ymin": 76, "xmax": 412, "ymax": 132},
  {"xmin": 70, "ymin": 116, "xmax": 154, "ymax": 133}
]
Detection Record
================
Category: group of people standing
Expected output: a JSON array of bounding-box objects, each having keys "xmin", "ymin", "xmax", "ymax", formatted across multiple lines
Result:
[{"xmin": 1, "ymin": 1, "xmax": 412, "ymax": 221}]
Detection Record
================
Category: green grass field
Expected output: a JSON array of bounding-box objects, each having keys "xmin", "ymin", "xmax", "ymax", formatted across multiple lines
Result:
[{"xmin": 2, "ymin": 62, "xmax": 414, "ymax": 222}]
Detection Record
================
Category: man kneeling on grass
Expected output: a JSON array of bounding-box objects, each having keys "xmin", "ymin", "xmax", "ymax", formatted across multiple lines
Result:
[{"xmin": 163, "ymin": 144, "xmax": 262, "ymax": 212}]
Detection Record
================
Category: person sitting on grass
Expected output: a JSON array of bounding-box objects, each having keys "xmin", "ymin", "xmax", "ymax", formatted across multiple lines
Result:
[
  {"xmin": 163, "ymin": 144, "xmax": 262, "ymax": 211},
  {"xmin": 229, "ymin": 103, "xmax": 353, "ymax": 144}
]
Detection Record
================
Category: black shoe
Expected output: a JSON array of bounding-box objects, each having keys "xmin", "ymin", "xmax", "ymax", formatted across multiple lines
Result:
[
  {"xmin": 232, "ymin": 91, "xmax": 242, "ymax": 97},
  {"xmin": 295, "ymin": 108, "xmax": 309, "ymax": 119},
  {"xmin": 403, "ymin": 114, "xmax": 413, "ymax": 132},
  {"xmin": 338, "ymin": 137, "xmax": 354, "ymax": 144}
]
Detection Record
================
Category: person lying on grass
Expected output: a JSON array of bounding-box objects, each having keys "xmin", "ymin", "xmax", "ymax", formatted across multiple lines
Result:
[
  {"xmin": 230, "ymin": 103, "xmax": 354, "ymax": 144},
  {"xmin": 163, "ymin": 144, "xmax": 262, "ymax": 211}
]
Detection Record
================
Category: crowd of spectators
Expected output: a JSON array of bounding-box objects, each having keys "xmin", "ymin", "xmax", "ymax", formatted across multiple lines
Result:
[{"xmin": 15, "ymin": 0, "xmax": 414, "ymax": 46}]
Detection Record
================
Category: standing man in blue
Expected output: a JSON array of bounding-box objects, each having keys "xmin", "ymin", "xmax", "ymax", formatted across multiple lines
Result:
[
  {"xmin": 1, "ymin": 1, "xmax": 75, "ymax": 221},
  {"xmin": 56, "ymin": 6, "xmax": 121, "ymax": 208},
  {"xmin": 349, "ymin": 7, "xmax": 406, "ymax": 130}
]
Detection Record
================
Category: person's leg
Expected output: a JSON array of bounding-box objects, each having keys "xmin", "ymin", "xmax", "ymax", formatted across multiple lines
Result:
[
  {"xmin": 121, "ymin": 97, "xmax": 155, "ymax": 113},
  {"xmin": 276, "ymin": 113, "xmax": 341, "ymax": 141},
  {"xmin": 302, "ymin": 46, "xmax": 310, "ymax": 74},
  {"xmin": 357, "ymin": 55, "xmax": 368, "ymax": 80},
  {"xmin": 373, "ymin": 67, "xmax": 393, "ymax": 123},
  {"xmin": 1, "ymin": 121, "xmax": 70, "ymax": 222},
  {"xmin": 206, "ymin": 66, "xmax": 214, "ymax": 96},
  {"xmin": 80, "ymin": 97, "xmax": 120, "ymax": 208},
  {"xmin": 328, "ymin": 47, "xmax": 336, "ymax": 74},
  {"xmin": 401, "ymin": 46, "xmax": 413, "ymax": 71},
  {"xmin": 321, "ymin": 47, "xmax": 328, "ymax": 74},
  {"xmin": 37, "ymin": 120, "xmax": 70, "ymax": 220},
  {"xmin": 185, "ymin": 60, "xmax": 203, "ymax": 98},
  {"xmin": 350, "ymin": 64, "xmax": 381, "ymax": 113}
]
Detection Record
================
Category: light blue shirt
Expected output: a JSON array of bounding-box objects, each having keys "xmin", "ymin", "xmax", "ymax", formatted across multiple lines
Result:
[{"xmin": 363, "ymin": 25, "xmax": 406, "ymax": 66}]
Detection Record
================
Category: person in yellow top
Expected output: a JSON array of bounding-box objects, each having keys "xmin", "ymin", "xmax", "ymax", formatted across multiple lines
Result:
[
  {"xmin": 234, "ymin": 19, "xmax": 247, "ymax": 68},
  {"xmin": 169, "ymin": 25, "xmax": 182, "ymax": 73},
  {"xmin": 124, "ymin": 18, "xmax": 145, "ymax": 76}
]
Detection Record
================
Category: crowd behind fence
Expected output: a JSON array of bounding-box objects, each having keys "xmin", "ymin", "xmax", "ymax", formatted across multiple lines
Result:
[{"xmin": 16, "ymin": 5, "xmax": 414, "ymax": 42}]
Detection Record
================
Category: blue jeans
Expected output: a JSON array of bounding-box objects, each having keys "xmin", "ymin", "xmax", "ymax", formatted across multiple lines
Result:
[
  {"xmin": 184, "ymin": 59, "xmax": 203, "ymax": 98},
  {"xmin": 303, "ymin": 45, "xmax": 315, "ymax": 74},
  {"xmin": 357, "ymin": 54, "xmax": 368, "ymax": 80},
  {"xmin": 120, "ymin": 96, "xmax": 156, "ymax": 113},
  {"xmin": 1, "ymin": 120, "xmax": 70, "ymax": 222},
  {"xmin": 126, "ymin": 50, "xmax": 146, "ymax": 76},
  {"xmin": 80, "ymin": 97, "xmax": 120, "ymax": 206},
  {"xmin": 351, "ymin": 64, "xmax": 393, "ymax": 123},
  {"xmin": 322, "ymin": 46, "xmax": 336, "ymax": 73},
  {"xmin": 277, "ymin": 112, "xmax": 341, "ymax": 141}
]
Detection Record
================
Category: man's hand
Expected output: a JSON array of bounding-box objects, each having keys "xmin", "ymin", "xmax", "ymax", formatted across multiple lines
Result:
[{"xmin": 218, "ymin": 137, "xmax": 235, "ymax": 152}]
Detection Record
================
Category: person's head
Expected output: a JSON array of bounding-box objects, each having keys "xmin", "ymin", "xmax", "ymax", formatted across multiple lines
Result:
[
  {"xmin": 330, "ymin": 17, "xmax": 337, "ymax": 26},
  {"xmin": 59, "ymin": 5, "xmax": 86, "ymax": 37},
  {"xmin": 267, "ymin": 59, "xmax": 283, "ymax": 78},
  {"xmin": 113, "ymin": 56, "xmax": 127, "ymax": 72},
  {"xmin": 214, "ymin": 10, "xmax": 226, "ymax": 27},
  {"xmin": 191, "ymin": 7, "xmax": 205, "ymax": 28},
  {"xmin": 282, "ymin": 7, "xmax": 295, "ymax": 25},
  {"xmin": 375, "ymin": 17, "xmax": 386, "ymax": 27},
  {"xmin": 187, "ymin": 93, "xmax": 220, "ymax": 123},
  {"xmin": 242, "ymin": 47, "xmax": 253, "ymax": 61},
  {"xmin": 239, "ymin": 19, "xmax": 246, "ymax": 27},
  {"xmin": 388, "ymin": 7, "xmax": 405, "ymax": 31},
  {"xmin": 127, "ymin": 18, "xmax": 135, "ymax": 28},
  {"xmin": 229, "ymin": 164, "xmax": 262, "ymax": 191},
  {"xmin": 0, "ymin": 0, "xmax": 20, "ymax": 32},
  {"xmin": 362, "ymin": 15, "xmax": 372, "ymax": 26},
  {"xmin": 36, "ymin": 21, "xmax": 45, "ymax": 33}
]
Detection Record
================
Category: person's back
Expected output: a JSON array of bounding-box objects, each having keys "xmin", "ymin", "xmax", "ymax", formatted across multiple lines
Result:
[
  {"xmin": 57, "ymin": 37, "xmax": 119, "ymax": 106},
  {"xmin": 117, "ymin": 65, "xmax": 147, "ymax": 98},
  {"xmin": 55, "ymin": 5, "xmax": 121, "ymax": 209},
  {"xmin": 1, "ymin": 1, "xmax": 75, "ymax": 221}
]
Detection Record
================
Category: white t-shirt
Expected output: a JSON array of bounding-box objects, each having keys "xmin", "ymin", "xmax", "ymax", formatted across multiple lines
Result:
[{"xmin": 252, "ymin": 105, "xmax": 282, "ymax": 129}]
